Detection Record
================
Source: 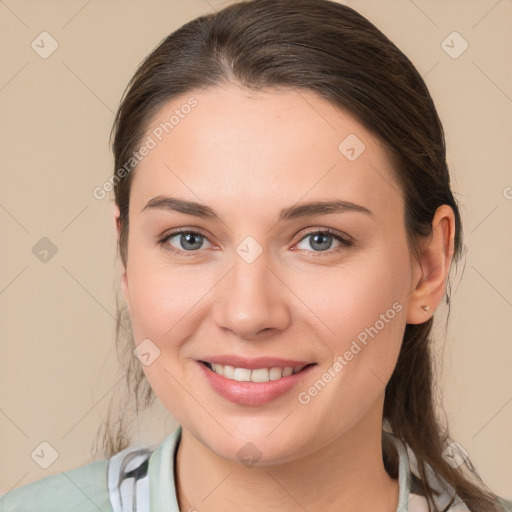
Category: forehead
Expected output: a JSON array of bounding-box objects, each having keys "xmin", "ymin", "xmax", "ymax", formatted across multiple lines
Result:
[{"xmin": 129, "ymin": 84, "xmax": 403, "ymax": 221}]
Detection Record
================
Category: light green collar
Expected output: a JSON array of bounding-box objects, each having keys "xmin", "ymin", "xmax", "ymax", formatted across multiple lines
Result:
[{"xmin": 147, "ymin": 426, "xmax": 415, "ymax": 511}]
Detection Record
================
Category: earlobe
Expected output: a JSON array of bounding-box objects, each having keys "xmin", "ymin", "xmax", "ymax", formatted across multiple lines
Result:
[{"xmin": 405, "ymin": 205, "xmax": 456, "ymax": 324}]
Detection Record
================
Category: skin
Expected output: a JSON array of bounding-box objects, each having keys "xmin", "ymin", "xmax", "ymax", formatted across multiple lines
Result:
[{"xmin": 115, "ymin": 82, "xmax": 455, "ymax": 511}]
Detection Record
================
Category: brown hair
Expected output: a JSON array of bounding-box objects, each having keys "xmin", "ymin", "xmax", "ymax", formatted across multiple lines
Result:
[{"xmin": 94, "ymin": 1, "xmax": 509, "ymax": 510}]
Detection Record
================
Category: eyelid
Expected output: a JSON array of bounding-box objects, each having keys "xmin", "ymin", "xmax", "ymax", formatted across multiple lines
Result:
[{"xmin": 298, "ymin": 227, "xmax": 354, "ymax": 244}]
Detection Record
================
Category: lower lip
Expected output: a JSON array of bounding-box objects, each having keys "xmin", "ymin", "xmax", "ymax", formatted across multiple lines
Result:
[{"xmin": 197, "ymin": 361, "xmax": 317, "ymax": 406}]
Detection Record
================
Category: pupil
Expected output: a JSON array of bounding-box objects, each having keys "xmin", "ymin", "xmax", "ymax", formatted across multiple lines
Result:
[
  {"xmin": 182, "ymin": 233, "xmax": 202, "ymax": 250},
  {"xmin": 311, "ymin": 233, "xmax": 332, "ymax": 251}
]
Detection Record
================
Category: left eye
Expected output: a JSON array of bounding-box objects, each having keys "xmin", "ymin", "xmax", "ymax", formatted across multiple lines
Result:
[{"xmin": 295, "ymin": 230, "xmax": 351, "ymax": 253}]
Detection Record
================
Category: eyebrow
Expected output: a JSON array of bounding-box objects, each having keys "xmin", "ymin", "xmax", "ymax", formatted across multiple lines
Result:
[{"xmin": 141, "ymin": 195, "xmax": 374, "ymax": 222}]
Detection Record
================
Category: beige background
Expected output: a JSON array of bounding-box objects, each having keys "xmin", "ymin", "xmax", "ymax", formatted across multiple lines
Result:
[{"xmin": 1, "ymin": 0, "xmax": 511, "ymax": 500}]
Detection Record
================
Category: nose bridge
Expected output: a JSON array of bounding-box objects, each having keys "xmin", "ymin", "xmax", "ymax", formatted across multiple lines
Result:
[{"xmin": 213, "ymin": 236, "xmax": 290, "ymax": 337}]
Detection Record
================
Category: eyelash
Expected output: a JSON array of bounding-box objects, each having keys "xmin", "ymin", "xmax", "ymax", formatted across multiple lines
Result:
[{"xmin": 156, "ymin": 227, "xmax": 353, "ymax": 257}]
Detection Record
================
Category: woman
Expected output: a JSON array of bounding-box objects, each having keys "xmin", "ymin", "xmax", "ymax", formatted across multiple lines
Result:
[{"xmin": 1, "ymin": 0, "xmax": 510, "ymax": 511}]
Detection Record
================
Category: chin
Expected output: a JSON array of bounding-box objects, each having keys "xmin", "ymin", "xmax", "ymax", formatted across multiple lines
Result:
[{"xmin": 191, "ymin": 420, "xmax": 313, "ymax": 467}]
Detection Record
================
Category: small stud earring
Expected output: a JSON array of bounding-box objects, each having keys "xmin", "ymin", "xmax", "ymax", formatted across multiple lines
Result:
[{"xmin": 421, "ymin": 305, "xmax": 430, "ymax": 311}]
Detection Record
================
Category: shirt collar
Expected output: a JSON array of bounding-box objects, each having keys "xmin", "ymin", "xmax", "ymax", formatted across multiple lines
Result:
[
  {"xmin": 147, "ymin": 425, "xmax": 425, "ymax": 511},
  {"xmin": 148, "ymin": 424, "xmax": 182, "ymax": 511}
]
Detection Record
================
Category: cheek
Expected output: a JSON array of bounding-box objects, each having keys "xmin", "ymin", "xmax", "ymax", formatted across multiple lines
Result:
[
  {"xmin": 126, "ymin": 251, "xmax": 210, "ymax": 341},
  {"xmin": 296, "ymin": 250, "xmax": 407, "ymax": 348},
  {"xmin": 125, "ymin": 259, "xmax": 204, "ymax": 412},
  {"xmin": 293, "ymin": 245, "xmax": 408, "ymax": 401},
  {"xmin": 292, "ymin": 274, "xmax": 406, "ymax": 442}
]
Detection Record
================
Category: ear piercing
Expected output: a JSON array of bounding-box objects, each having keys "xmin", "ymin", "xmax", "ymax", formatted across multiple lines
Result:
[{"xmin": 421, "ymin": 305, "xmax": 430, "ymax": 311}]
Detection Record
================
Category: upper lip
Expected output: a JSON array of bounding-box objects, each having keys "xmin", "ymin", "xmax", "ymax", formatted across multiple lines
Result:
[{"xmin": 199, "ymin": 355, "xmax": 315, "ymax": 370}]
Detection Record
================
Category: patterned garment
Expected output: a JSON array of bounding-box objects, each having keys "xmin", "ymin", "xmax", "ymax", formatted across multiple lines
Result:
[
  {"xmin": 2, "ymin": 425, "xmax": 509, "ymax": 511},
  {"xmin": 107, "ymin": 446, "xmax": 152, "ymax": 512},
  {"xmin": 103, "ymin": 428, "xmax": 480, "ymax": 512}
]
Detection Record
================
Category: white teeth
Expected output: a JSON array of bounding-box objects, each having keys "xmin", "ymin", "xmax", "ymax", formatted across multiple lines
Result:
[
  {"xmin": 207, "ymin": 363, "xmax": 307, "ymax": 382},
  {"xmin": 269, "ymin": 367, "xmax": 283, "ymax": 380},
  {"xmin": 212, "ymin": 363, "xmax": 224, "ymax": 376},
  {"xmin": 223, "ymin": 365, "xmax": 235, "ymax": 379},
  {"xmin": 282, "ymin": 367, "xmax": 294, "ymax": 377},
  {"xmin": 251, "ymin": 368, "xmax": 269, "ymax": 382},
  {"xmin": 233, "ymin": 368, "xmax": 252, "ymax": 382}
]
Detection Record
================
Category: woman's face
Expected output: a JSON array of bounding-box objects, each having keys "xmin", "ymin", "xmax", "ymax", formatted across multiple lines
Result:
[{"xmin": 118, "ymin": 83, "xmax": 422, "ymax": 464}]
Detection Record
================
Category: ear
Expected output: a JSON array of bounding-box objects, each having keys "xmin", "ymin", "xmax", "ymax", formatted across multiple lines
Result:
[
  {"xmin": 406, "ymin": 204, "xmax": 456, "ymax": 324},
  {"xmin": 114, "ymin": 203, "xmax": 122, "ymax": 240},
  {"xmin": 114, "ymin": 203, "xmax": 130, "ymax": 309}
]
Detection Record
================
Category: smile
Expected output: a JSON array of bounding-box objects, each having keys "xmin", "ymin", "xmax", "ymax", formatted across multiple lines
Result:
[{"xmin": 201, "ymin": 361, "xmax": 313, "ymax": 382}]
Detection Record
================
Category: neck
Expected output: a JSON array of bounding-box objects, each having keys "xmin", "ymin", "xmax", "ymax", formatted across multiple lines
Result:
[{"xmin": 174, "ymin": 399, "xmax": 399, "ymax": 512}]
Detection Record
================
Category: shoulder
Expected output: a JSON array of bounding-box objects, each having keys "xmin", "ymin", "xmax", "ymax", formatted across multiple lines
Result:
[{"xmin": 0, "ymin": 459, "xmax": 112, "ymax": 512}]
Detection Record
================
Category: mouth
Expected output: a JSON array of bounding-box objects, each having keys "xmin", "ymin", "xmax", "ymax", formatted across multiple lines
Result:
[
  {"xmin": 199, "ymin": 360, "xmax": 317, "ymax": 383},
  {"xmin": 196, "ymin": 359, "xmax": 319, "ymax": 406}
]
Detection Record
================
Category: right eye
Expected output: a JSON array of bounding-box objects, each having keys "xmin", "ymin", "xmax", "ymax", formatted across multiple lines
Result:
[{"xmin": 158, "ymin": 229, "xmax": 214, "ymax": 255}]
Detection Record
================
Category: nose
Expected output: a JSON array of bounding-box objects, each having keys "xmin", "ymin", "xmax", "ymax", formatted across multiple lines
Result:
[{"xmin": 212, "ymin": 251, "xmax": 291, "ymax": 340}]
